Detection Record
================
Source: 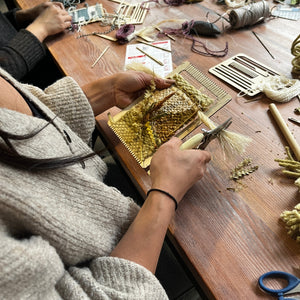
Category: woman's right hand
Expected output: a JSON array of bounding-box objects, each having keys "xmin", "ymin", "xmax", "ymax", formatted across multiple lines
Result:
[
  {"xmin": 25, "ymin": 2, "xmax": 72, "ymax": 42},
  {"xmin": 149, "ymin": 137, "xmax": 211, "ymax": 204}
]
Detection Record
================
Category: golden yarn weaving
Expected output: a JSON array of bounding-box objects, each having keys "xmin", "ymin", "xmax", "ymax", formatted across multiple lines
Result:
[{"xmin": 108, "ymin": 74, "xmax": 213, "ymax": 167}]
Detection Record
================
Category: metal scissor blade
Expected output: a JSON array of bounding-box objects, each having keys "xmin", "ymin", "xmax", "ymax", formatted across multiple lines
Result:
[
  {"xmin": 284, "ymin": 283, "xmax": 300, "ymax": 295},
  {"xmin": 198, "ymin": 117, "xmax": 232, "ymax": 149}
]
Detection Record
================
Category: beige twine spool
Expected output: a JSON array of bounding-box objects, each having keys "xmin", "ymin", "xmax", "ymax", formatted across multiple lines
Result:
[{"xmin": 228, "ymin": 1, "xmax": 270, "ymax": 29}]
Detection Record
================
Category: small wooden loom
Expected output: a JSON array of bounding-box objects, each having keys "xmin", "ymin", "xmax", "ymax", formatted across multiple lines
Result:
[{"xmin": 108, "ymin": 61, "xmax": 232, "ymax": 168}]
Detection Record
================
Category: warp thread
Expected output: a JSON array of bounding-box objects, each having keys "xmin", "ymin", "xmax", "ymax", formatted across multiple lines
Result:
[
  {"xmin": 291, "ymin": 34, "xmax": 300, "ymax": 75},
  {"xmin": 228, "ymin": 1, "xmax": 270, "ymax": 29},
  {"xmin": 116, "ymin": 24, "xmax": 136, "ymax": 44}
]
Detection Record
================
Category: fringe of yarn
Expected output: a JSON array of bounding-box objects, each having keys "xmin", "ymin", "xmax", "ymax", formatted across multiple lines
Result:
[
  {"xmin": 252, "ymin": 75, "xmax": 300, "ymax": 102},
  {"xmin": 197, "ymin": 111, "xmax": 252, "ymax": 159},
  {"xmin": 125, "ymin": 62, "xmax": 160, "ymax": 77}
]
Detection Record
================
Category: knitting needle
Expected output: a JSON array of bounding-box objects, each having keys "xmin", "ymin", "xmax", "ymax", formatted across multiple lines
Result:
[
  {"xmin": 154, "ymin": 26, "xmax": 176, "ymax": 41},
  {"xmin": 91, "ymin": 46, "xmax": 110, "ymax": 68},
  {"xmin": 136, "ymin": 47, "xmax": 164, "ymax": 66},
  {"xmin": 252, "ymin": 31, "xmax": 275, "ymax": 59},
  {"xmin": 136, "ymin": 39, "xmax": 172, "ymax": 53}
]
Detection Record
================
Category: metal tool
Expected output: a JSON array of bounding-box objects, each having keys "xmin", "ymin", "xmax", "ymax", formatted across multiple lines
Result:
[
  {"xmin": 288, "ymin": 117, "xmax": 300, "ymax": 126},
  {"xmin": 258, "ymin": 271, "xmax": 300, "ymax": 300},
  {"xmin": 180, "ymin": 117, "xmax": 232, "ymax": 150}
]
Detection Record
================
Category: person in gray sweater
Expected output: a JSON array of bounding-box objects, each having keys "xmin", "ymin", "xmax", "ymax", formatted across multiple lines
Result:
[
  {"xmin": 0, "ymin": 66, "xmax": 211, "ymax": 299},
  {"xmin": 0, "ymin": 2, "xmax": 71, "ymax": 87}
]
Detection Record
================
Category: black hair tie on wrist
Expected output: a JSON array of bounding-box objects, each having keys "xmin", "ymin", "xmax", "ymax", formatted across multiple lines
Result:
[{"xmin": 146, "ymin": 188, "xmax": 178, "ymax": 210}]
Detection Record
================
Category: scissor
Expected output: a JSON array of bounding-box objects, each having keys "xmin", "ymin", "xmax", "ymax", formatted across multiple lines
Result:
[
  {"xmin": 258, "ymin": 271, "xmax": 300, "ymax": 300},
  {"xmin": 180, "ymin": 117, "xmax": 232, "ymax": 150}
]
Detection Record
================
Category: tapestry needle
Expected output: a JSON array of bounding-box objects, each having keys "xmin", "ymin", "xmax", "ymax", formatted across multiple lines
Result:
[
  {"xmin": 136, "ymin": 39, "xmax": 172, "ymax": 53},
  {"xmin": 252, "ymin": 31, "xmax": 275, "ymax": 59},
  {"xmin": 91, "ymin": 46, "xmax": 110, "ymax": 68},
  {"xmin": 136, "ymin": 47, "xmax": 164, "ymax": 66},
  {"xmin": 154, "ymin": 26, "xmax": 176, "ymax": 41}
]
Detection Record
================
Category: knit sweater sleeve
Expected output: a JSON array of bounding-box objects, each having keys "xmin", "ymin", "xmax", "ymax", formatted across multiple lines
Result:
[
  {"xmin": 0, "ymin": 29, "xmax": 46, "ymax": 80},
  {"xmin": 25, "ymin": 76, "xmax": 96, "ymax": 144},
  {"xmin": 0, "ymin": 227, "xmax": 64, "ymax": 299},
  {"xmin": 0, "ymin": 227, "xmax": 168, "ymax": 300},
  {"xmin": 57, "ymin": 257, "xmax": 169, "ymax": 299}
]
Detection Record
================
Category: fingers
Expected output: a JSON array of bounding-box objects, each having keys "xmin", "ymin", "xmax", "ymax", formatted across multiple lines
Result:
[
  {"xmin": 154, "ymin": 77, "xmax": 175, "ymax": 89},
  {"xmin": 52, "ymin": 2, "xmax": 65, "ymax": 10}
]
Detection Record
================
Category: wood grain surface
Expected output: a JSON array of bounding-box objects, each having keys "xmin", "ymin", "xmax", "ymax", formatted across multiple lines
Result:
[{"xmin": 16, "ymin": 0, "xmax": 300, "ymax": 298}]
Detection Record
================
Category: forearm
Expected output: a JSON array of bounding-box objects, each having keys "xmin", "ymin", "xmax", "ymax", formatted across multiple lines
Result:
[
  {"xmin": 0, "ymin": 30, "xmax": 45, "ymax": 79},
  {"xmin": 81, "ymin": 75, "xmax": 115, "ymax": 116},
  {"xmin": 110, "ymin": 192, "xmax": 175, "ymax": 273}
]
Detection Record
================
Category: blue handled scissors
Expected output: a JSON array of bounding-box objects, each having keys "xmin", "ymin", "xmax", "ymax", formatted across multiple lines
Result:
[{"xmin": 258, "ymin": 271, "xmax": 300, "ymax": 300}]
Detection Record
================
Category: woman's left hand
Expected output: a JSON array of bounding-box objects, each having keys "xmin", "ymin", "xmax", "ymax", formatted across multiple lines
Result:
[
  {"xmin": 82, "ymin": 71, "xmax": 174, "ymax": 116},
  {"xmin": 112, "ymin": 71, "xmax": 174, "ymax": 108}
]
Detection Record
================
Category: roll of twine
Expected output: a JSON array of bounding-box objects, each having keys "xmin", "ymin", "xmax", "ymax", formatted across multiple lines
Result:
[
  {"xmin": 291, "ymin": 34, "xmax": 300, "ymax": 75},
  {"xmin": 229, "ymin": 1, "xmax": 270, "ymax": 29}
]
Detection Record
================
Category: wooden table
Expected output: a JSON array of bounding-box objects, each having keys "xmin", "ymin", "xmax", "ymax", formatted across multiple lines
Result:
[{"xmin": 16, "ymin": 0, "xmax": 300, "ymax": 298}]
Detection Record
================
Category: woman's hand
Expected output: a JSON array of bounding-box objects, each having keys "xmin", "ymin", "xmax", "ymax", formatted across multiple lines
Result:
[
  {"xmin": 150, "ymin": 137, "xmax": 211, "ymax": 203},
  {"xmin": 19, "ymin": 2, "xmax": 72, "ymax": 42},
  {"xmin": 111, "ymin": 71, "xmax": 175, "ymax": 108},
  {"xmin": 82, "ymin": 71, "xmax": 175, "ymax": 116},
  {"xmin": 110, "ymin": 137, "xmax": 210, "ymax": 273}
]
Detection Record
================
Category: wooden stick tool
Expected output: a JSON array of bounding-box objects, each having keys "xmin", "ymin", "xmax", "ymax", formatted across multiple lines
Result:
[{"xmin": 269, "ymin": 103, "xmax": 300, "ymax": 160}]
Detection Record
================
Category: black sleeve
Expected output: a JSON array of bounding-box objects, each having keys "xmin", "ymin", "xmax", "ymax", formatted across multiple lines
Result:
[
  {"xmin": 4, "ymin": 8, "xmax": 20, "ymax": 30},
  {"xmin": 0, "ymin": 29, "xmax": 46, "ymax": 80}
]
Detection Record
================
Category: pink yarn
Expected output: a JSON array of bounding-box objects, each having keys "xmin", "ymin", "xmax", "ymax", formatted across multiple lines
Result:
[{"xmin": 116, "ymin": 24, "xmax": 136, "ymax": 44}]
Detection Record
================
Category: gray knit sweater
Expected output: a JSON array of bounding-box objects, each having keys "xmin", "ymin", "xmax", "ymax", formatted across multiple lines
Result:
[{"xmin": 0, "ymin": 68, "xmax": 168, "ymax": 299}]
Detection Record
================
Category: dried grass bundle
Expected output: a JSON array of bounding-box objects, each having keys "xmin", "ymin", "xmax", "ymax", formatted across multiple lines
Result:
[{"xmin": 197, "ymin": 111, "xmax": 252, "ymax": 158}]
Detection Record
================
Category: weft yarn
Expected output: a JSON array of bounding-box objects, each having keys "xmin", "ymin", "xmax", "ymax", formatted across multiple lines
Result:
[{"xmin": 228, "ymin": 1, "xmax": 270, "ymax": 29}]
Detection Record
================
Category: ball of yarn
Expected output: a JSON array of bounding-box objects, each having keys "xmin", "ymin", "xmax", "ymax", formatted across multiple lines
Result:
[{"xmin": 116, "ymin": 24, "xmax": 135, "ymax": 44}]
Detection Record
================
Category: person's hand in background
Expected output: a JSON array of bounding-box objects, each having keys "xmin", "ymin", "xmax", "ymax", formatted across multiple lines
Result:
[{"xmin": 17, "ymin": 2, "xmax": 72, "ymax": 42}]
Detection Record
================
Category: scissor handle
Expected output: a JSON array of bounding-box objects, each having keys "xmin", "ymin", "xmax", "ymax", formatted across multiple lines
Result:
[
  {"xmin": 258, "ymin": 271, "xmax": 300, "ymax": 296},
  {"xmin": 180, "ymin": 133, "xmax": 204, "ymax": 150}
]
